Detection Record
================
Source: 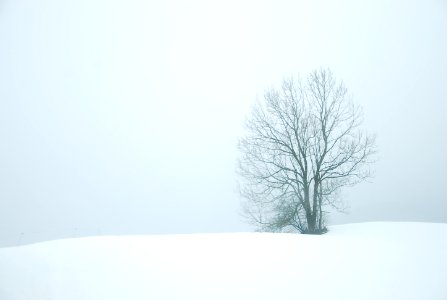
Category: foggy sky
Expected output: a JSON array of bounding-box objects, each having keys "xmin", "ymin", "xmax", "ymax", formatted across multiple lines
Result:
[{"xmin": 1, "ymin": 0, "xmax": 446, "ymax": 246}]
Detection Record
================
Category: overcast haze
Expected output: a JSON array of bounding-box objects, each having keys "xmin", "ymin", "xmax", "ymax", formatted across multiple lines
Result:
[{"xmin": 1, "ymin": 0, "xmax": 446, "ymax": 246}]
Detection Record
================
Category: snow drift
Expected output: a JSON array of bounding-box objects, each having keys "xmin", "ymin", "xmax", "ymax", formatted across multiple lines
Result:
[{"xmin": 0, "ymin": 222, "xmax": 446, "ymax": 300}]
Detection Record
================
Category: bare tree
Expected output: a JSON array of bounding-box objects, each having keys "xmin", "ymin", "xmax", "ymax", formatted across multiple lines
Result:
[{"xmin": 238, "ymin": 69, "xmax": 376, "ymax": 234}]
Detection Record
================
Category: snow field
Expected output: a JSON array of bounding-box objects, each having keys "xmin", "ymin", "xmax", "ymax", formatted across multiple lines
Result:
[{"xmin": 0, "ymin": 222, "xmax": 446, "ymax": 300}]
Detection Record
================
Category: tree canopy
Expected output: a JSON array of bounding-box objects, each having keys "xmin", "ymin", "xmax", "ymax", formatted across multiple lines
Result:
[{"xmin": 238, "ymin": 69, "xmax": 376, "ymax": 233}]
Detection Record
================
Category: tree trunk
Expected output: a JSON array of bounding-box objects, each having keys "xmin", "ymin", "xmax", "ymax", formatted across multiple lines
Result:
[
  {"xmin": 303, "ymin": 184, "xmax": 313, "ymax": 232},
  {"xmin": 309, "ymin": 179, "xmax": 320, "ymax": 233},
  {"xmin": 318, "ymin": 183, "xmax": 323, "ymax": 231},
  {"xmin": 307, "ymin": 214, "xmax": 316, "ymax": 233}
]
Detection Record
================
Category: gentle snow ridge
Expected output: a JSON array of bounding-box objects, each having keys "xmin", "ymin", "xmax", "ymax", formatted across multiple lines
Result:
[{"xmin": 0, "ymin": 222, "xmax": 446, "ymax": 300}]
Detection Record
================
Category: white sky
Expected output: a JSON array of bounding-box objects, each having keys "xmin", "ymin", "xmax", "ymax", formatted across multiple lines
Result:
[{"xmin": 0, "ymin": 0, "xmax": 446, "ymax": 245}]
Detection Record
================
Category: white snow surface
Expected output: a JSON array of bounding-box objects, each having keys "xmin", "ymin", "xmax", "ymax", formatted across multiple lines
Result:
[{"xmin": 0, "ymin": 222, "xmax": 446, "ymax": 300}]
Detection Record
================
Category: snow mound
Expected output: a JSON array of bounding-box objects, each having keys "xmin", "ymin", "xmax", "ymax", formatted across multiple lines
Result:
[{"xmin": 0, "ymin": 222, "xmax": 446, "ymax": 300}]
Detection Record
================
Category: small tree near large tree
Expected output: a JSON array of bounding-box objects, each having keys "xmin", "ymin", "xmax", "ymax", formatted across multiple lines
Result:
[{"xmin": 238, "ymin": 69, "xmax": 376, "ymax": 234}]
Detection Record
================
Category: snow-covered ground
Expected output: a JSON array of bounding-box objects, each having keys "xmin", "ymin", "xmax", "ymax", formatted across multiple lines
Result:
[{"xmin": 0, "ymin": 222, "xmax": 445, "ymax": 300}]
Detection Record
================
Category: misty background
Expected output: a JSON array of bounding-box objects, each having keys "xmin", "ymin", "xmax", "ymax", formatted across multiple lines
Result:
[{"xmin": 0, "ymin": 0, "xmax": 446, "ymax": 246}]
